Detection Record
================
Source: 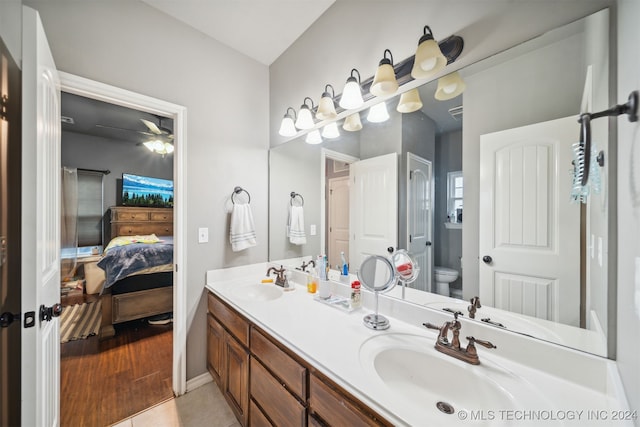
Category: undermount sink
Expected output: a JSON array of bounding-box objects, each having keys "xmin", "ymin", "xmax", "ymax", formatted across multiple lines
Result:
[
  {"xmin": 424, "ymin": 301, "xmax": 563, "ymax": 342},
  {"xmin": 359, "ymin": 333, "xmax": 553, "ymax": 425},
  {"xmin": 231, "ymin": 283, "xmax": 283, "ymax": 302}
]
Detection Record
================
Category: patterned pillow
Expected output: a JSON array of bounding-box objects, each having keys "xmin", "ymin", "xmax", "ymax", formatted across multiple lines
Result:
[{"xmin": 104, "ymin": 234, "xmax": 161, "ymax": 253}]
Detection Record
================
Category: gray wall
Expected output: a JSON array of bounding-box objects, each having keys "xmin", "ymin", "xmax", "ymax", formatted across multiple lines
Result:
[
  {"xmin": 61, "ymin": 131, "xmax": 173, "ymax": 212},
  {"xmin": 616, "ymin": 0, "xmax": 640, "ymax": 417},
  {"xmin": 434, "ymin": 130, "xmax": 463, "ymax": 290},
  {"xmin": 24, "ymin": 0, "xmax": 270, "ymax": 380}
]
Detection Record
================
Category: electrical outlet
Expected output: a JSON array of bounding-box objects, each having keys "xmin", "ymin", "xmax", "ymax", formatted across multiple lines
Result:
[{"xmin": 198, "ymin": 227, "xmax": 209, "ymax": 243}]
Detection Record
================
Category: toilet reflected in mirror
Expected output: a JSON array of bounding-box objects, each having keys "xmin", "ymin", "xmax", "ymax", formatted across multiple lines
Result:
[{"xmin": 434, "ymin": 266, "xmax": 459, "ymax": 297}]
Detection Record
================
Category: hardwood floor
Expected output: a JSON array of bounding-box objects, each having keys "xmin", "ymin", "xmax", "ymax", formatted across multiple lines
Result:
[{"xmin": 60, "ymin": 303, "xmax": 173, "ymax": 427}]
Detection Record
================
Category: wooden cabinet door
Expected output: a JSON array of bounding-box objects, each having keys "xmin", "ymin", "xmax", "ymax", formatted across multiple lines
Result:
[
  {"xmin": 207, "ymin": 314, "xmax": 224, "ymax": 386},
  {"xmin": 224, "ymin": 332, "xmax": 249, "ymax": 426}
]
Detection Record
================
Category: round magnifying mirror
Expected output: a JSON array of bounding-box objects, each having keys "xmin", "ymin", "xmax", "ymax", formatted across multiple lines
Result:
[
  {"xmin": 391, "ymin": 249, "xmax": 420, "ymax": 284},
  {"xmin": 357, "ymin": 255, "xmax": 396, "ymax": 330}
]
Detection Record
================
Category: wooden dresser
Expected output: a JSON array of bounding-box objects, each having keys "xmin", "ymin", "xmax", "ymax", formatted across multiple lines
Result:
[{"xmin": 109, "ymin": 206, "xmax": 173, "ymax": 238}]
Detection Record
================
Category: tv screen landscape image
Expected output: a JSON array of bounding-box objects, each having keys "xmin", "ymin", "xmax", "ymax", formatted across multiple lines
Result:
[{"xmin": 122, "ymin": 173, "xmax": 173, "ymax": 208}]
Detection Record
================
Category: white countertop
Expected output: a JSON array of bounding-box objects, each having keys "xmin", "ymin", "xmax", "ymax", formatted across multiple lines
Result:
[{"xmin": 206, "ymin": 263, "xmax": 632, "ymax": 426}]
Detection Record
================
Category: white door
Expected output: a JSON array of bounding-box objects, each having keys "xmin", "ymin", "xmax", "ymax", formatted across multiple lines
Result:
[
  {"xmin": 21, "ymin": 7, "xmax": 61, "ymax": 426},
  {"xmin": 350, "ymin": 153, "xmax": 398, "ymax": 271},
  {"xmin": 407, "ymin": 153, "xmax": 432, "ymax": 292},
  {"xmin": 328, "ymin": 176, "xmax": 350, "ymax": 270},
  {"xmin": 479, "ymin": 116, "xmax": 579, "ymax": 326}
]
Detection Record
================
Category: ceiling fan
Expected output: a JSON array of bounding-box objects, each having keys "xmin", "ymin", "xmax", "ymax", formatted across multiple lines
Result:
[{"xmin": 95, "ymin": 114, "xmax": 174, "ymax": 141}]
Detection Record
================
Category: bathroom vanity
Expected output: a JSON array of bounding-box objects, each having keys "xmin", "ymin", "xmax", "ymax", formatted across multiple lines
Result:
[{"xmin": 206, "ymin": 263, "xmax": 632, "ymax": 427}]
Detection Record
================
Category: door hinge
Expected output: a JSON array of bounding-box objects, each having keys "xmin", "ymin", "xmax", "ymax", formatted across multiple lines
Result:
[
  {"xmin": 409, "ymin": 235, "xmax": 412, "ymax": 243},
  {"xmin": 409, "ymin": 170, "xmax": 413, "ymax": 180}
]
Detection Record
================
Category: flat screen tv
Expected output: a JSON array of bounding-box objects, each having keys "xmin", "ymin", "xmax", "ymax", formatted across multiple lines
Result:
[{"xmin": 122, "ymin": 173, "xmax": 173, "ymax": 208}]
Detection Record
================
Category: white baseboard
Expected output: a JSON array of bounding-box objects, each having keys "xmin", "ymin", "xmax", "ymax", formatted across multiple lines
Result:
[{"xmin": 186, "ymin": 372, "xmax": 213, "ymax": 393}]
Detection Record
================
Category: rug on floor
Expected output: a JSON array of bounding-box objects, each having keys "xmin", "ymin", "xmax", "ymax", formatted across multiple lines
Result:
[{"xmin": 60, "ymin": 301, "xmax": 101, "ymax": 343}]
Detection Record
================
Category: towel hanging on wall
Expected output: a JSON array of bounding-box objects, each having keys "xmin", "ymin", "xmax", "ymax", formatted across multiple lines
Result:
[
  {"xmin": 230, "ymin": 202, "xmax": 257, "ymax": 252},
  {"xmin": 287, "ymin": 205, "xmax": 306, "ymax": 245}
]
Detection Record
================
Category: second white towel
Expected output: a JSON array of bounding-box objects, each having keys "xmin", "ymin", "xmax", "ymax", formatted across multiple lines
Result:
[{"xmin": 287, "ymin": 205, "xmax": 306, "ymax": 245}]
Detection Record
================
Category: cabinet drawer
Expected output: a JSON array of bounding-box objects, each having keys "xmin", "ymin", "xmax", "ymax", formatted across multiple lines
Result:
[
  {"xmin": 309, "ymin": 374, "xmax": 381, "ymax": 427},
  {"xmin": 251, "ymin": 327, "xmax": 307, "ymax": 400},
  {"xmin": 208, "ymin": 293, "xmax": 249, "ymax": 347},
  {"xmin": 250, "ymin": 399, "xmax": 273, "ymax": 427},
  {"xmin": 150, "ymin": 210, "xmax": 173, "ymax": 222},
  {"xmin": 250, "ymin": 357, "xmax": 306, "ymax": 427},
  {"xmin": 114, "ymin": 209, "xmax": 149, "ymax": 221},
  {"xmin": 113, "ymin": 223, "xmax": 172, "ymax": 236}
]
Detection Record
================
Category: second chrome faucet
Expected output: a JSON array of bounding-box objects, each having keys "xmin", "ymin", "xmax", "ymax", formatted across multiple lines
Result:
[{"xmin": 423, "ymin": 311, "xmax": 496, "ymax": 365}]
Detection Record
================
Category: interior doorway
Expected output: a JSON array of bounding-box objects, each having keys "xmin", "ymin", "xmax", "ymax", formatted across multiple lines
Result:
[{"xmin": 58, "ymin": 72, "xmax": 187, "ymax": 423}]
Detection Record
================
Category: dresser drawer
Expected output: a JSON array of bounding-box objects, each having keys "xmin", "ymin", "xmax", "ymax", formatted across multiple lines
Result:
[
  {"xmin": 150, "ymin": 210, "xmax": 173, "ymax": 222},
  {"xmin": 251, "ymin": 327, "xmax": 307, "ymax": 400},
  {"xmin": 114, "ymin": 223, "xmax": 173, "ymax": 237},
  {"xmin": 250, "ymin": 357, "xmax": 306, "ymax": 427},
  {"xmin": 310, "ymin": 374, "xmax": 381, "ymax": 427},
  {"xmin": 114, "ymin": 209, "xmax": 150, "ymax": 221},
  {"xmin": 208, "ymin": 293, "xmax": 249, "ymax": 347}
]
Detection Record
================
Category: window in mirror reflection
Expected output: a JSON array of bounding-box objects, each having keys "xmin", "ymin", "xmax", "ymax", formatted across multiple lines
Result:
[{"xmin": 447, "ymin": 171, "xmax": 463, "ymax": 223}]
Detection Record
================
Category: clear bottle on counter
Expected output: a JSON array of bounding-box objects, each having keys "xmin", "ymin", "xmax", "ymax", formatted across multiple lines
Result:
[
  {"xmin": 350, "ymin": 280, "xmax": 362, "ymax": 309},
  {"xmin": 307, "ymin": 269, "xmax": 317, "ymax": 293}
]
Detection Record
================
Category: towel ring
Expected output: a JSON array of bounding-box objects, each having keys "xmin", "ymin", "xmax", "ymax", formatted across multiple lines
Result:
[
  {"xmin": 232, "ymin": 186, "xmax": 251, "ymax": 204},
  {"xmin": 290, "ymin": 192, "xmax": 304, "ymax": 206}
]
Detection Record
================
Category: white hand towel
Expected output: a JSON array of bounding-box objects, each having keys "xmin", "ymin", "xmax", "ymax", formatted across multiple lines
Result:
[
  {"xmin": 287, "ymin": 205, "xmax": 306, "ymax": 245},
  {"xmin": 230, "ymin": 203, "xmax": 257, "ymax": 252}
]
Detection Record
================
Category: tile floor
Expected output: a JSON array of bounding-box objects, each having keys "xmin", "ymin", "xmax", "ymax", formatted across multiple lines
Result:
[{"xmin": 111, "ymin": 382, "xmax": 240, "ymax": 427}]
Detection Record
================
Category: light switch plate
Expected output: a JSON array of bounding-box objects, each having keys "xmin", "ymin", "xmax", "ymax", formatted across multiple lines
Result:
[
  {"xmin": 198, "ymin": 227, "xmax": 209, "ymax": 243},
  {"xmin": 310, "ymin": 224, "xmax": 317, "ymax": 236}
]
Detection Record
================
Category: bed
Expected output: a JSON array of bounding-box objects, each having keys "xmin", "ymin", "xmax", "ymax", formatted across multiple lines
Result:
[{"xmin": 97, "ymin": 206, "xmax": 174, "ymax": 339}]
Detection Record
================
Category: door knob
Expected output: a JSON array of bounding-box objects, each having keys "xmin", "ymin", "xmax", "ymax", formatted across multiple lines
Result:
[
  {"xmin": 482, "ymin": 255, "xmax": 493, "ymax": 264},
  {"xmin": 0, "ymin": 312, "xmax": 20, "ymax": 328},
  {"xmin": 426, "ymin": 241, "xmax": 432, "ymax": 246},
  {"xmin": 39, "ymin": 303, "xmax": 63, "ymax": 322},
  {"xmin": 387, "ymin": 247, "xmax": 395, "ymax": 254}
]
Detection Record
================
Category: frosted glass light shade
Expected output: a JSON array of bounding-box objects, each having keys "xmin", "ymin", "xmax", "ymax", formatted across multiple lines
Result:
[
  {"xmin": 339, "ymin": 73, "xmax": 364, "ymax": 110},
  {"xmin": 143, "ymin": 140, "xmax": 173, "ymax": 155},
  {"xmin": 435, "ymin": 72, "xmax": 466, "ymax": 100},
  {"xmin": 316, "ymin": 87, "xmax": 337, "ymax": 120},
  {"xmin": 322, "ymin": 122, "xmax": 340, "ymax": 139},
  {"xmin": 397, "ymin": 88, "xmax": 423, "ymax": 113},
  {"xmin": 305, "ymin": 129, "xmax": 322, "ymax": 144},
  {"xmin": 279, "ymin": 115, "xmax": 297, "ymax": 136},
  {"xmin": 411, "ymin": 26, "xmax": 447, "ymax": 80},
  {"xmin": 343, "ymin": 113, "xmax": 362, "ymax": 132},
  {"xmin": 295, "ymin": 105, "xmax": 314, "ymax": 130},
  {"xmin": 371, "ymin": 64, "xmax": 398, "ymax": 97},
  {"xmin": 367, "ymin": 102, "xmax": 389, "ymax": 123}
]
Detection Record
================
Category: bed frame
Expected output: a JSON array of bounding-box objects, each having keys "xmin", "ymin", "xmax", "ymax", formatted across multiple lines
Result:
[{"xmin": 99, "ymin": 206, "xmax": 174, "ymax": 339}]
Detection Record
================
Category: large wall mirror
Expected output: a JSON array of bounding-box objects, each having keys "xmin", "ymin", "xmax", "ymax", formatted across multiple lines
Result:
[{"xmin": 269, "ymin": 9, "xmax": 612, "ymax": 357}]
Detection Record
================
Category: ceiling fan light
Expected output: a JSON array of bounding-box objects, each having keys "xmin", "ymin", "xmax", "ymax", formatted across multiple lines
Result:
[
  {"xmin": 411, "ymin": 25, "xmax": 447, "ymax": 80},
  {"xmin": 435, "ymin": 71, "xmax": 466, "ymax": 100},
  {"xmin": 397, "ymin": 88, "xmax": 423, "ymax": 113},
  {"xmin": 343, "ymin": 112, "xmax": 362, "ymax": 132},
  {"xmin": 367, "ymin": 102, "xmax": 390, "ymax": 123},
  {"xmin": 143, "ymin": 141, "xmax": 156, "ymax": 152},
  {"xmin": 305, "ymin": 129, "xmax": 323, "ymax": 144},
  {"xmin": 339, "ymin": 69, "xmax": 364, "ymax": 110},
  {"xmin": 164, "ymin": 142, "xmax": 174, "ymax": 154},
  {"xmin": 370, "ymin": 49, "xmax": 398, "ymax": 97},
  {"xmin": 316, "ymin": 85, "xmax": 337, "ymax": 120},
  {"xmin": 321, "ymin": 122, "xmax": 340, "ymax": 139}
]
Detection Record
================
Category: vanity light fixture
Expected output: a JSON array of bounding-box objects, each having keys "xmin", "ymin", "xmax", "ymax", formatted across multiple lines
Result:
[
  {"xmin": 435, "ymin": 71, "xmax": 466, "ymax": 100},
  {"xmin": 339, "ymin": 68, "xmax": 364, "ymax": 110},
  {"xmin": 316, "ymin": 84, "xmax": 338, "ymax": 120},
  {"xmin": 367, "ymin": 101, "xmax": 390, "ymax": 123},
  {"xmin": 411, "ymin": 25, "xmax": 447, "ymax": 80},
  {"xmin": 322, "ymin": 122, "xmax": 340, "ymax": 139},
  {"xmin": 305, "ymin": 129, "xmax": 323, "ymax": 144},
  {"xmin": 397, "ymin": 88, "xmax": 423, "ymax": 113},
  {"xmin": 370, "ymin": 49, "xmax": 399, "ymax": 97},
  {"xmin": 278, "ymin": 107, "xmax": 298, "ymax": 137},
  {"xmin": 295, "ymin": 97, "xmax": 316, "ymax": 130},
  {"xmin": 343, "ymin": 112, "xmax": 363, "ymax": 131}
]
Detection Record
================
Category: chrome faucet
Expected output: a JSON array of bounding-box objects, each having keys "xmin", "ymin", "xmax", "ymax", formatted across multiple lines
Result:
[
  {"xmin": 468, "ymin": 296, "xmax": 481, "ymax": 319},
  {"xmin": 266, "ymin": 265, "xmax": 288, "ymax": 288},
  {"xmin": 423, "ymin": 311, "xmax": 496, "ymax": 365}
]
